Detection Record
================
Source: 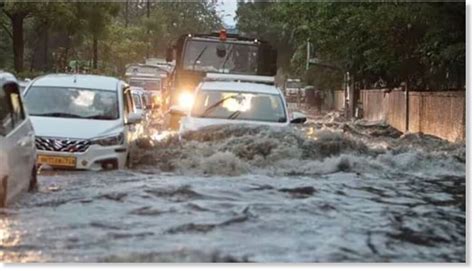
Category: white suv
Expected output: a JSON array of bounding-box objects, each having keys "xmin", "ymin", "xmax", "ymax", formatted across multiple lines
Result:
[
  {"xmin": 174, "ymin": 73, "xmax": 307, "ymax": 133},
  {"xmin": 23, "ymin": 74, "xmax": 143, "ymax": 170},
  {"xmin": 0, "ymin": 72, "xmax": 37, "ymax": 207}
]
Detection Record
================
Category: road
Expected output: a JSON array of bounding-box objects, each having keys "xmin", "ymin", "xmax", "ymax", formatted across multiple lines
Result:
[{"xmin": 0, "ymin": 110, "xmax": 466, "ymax": 262}]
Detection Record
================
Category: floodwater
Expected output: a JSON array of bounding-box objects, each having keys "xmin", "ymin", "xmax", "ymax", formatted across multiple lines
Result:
[{"xmin": 0, "ymin": 112, "xmax": 466, "ymax": 262}]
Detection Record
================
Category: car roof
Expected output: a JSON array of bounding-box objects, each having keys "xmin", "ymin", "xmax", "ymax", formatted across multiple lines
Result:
[
  {"xmin": 31, "ymin": 74, "xmax": 121, "ymax": 91},
  {"xmin": 200, "ymin": 81, "xmax": 282, "ymax": 95}
]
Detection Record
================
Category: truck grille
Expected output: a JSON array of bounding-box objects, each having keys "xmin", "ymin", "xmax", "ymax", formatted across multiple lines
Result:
[{"xmin": 35, "ymin": 137, "xmax": 91, "ymax": 153}]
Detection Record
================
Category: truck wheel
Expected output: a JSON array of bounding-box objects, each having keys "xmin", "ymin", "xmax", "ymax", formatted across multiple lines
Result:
[{"xmin": 28, "ymin": 165, "xmax": 38, "ymax": 192}]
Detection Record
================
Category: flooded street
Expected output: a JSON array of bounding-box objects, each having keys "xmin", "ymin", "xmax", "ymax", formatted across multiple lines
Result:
[{"xmin": 0, "ymin": 112, "xmax": 465, "ymax": 263}]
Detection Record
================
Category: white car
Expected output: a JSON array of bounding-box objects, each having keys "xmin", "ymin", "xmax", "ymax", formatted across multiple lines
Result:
[
  {"xmin": 174, "ymin": 73, "xmax": 307, "ymax": 133},
  {"xmin": 130, "ymin": 86, "xmax": 149, "ymax": 121},
  {"xmin": 0, "ymin": 72, "xmax": 37, "ymax": 207},
  {"xmin": 18, "ymin": 78, "xmax": 31, "ymax": 95},
  {"xmin": 23, "ymin": 74, "xmax": 143, "ymax": 170}
]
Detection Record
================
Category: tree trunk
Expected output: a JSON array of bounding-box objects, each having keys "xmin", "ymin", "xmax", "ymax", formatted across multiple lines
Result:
[
  {"xmin": 44, "ymin": 25, "xmax": 49, "ymax": 70},
  {"xmin": 11, "ymin": 15, "xmax": 25, "ymax": 73},
  {"xmin": 93, "ymin": 35, "xmax": 98, "ymax": 70},
  {"xmin": 146, "ymin": 0, "xmax": 150, "ymax": 58},
  {"xmin": 125, "ymin": 0, "xmax": 129, "ymax": 27}
]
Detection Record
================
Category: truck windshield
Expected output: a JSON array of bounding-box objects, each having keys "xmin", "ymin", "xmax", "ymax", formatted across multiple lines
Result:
[{"xmin": 182, "ymin": 39, "xmax": 259, "ymax": 75}]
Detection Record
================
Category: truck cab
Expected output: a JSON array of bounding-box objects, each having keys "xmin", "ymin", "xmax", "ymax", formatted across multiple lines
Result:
[{"xmin": 164, "ymin": 30, "xmax": 277, "ymax": 129}]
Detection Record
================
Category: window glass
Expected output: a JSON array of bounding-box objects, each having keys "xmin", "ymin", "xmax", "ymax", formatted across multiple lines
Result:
[
  {"xmin": 0, "ymin": 83, "xmax": 24, "ymax": 135},
  {"xmin": 129, "ymin": 79, "xmax": 160, "ymax": 91},
  {"xmin": 183, "ymin": 40, "xmax": 259, "ymax": 74},
  {"xmin": 24, "ymin": 86, "xmax": 118, "ymax": 120},
  {"xmin": 123, "ymin": 86, "xmax": 134, "ymax": 119},
  {"xmin": 133, "ymin": 94, "xmax": 142, "ymax": 109},
  {"xmin": 191, "ymin": 90, "xmax": 286, "ymax": 123},
  {"xmin": 0, "ymin": 85, "xmax": 12, "ymax": 136}
]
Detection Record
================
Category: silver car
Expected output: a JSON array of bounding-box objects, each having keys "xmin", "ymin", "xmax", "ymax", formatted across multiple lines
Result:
[{"xmin": 0, "ymin": 72, "xmax": 37, "ymax": 207}]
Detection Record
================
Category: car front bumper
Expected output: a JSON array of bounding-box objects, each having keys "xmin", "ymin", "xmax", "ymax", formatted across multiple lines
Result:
[{"xmin": 36, "ymin": 144, "xmax": 128, "ymax": 171}]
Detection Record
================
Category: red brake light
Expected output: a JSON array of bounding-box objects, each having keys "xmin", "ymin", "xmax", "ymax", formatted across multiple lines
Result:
[{"xmin": 219, "ymin": 29, "xmax": 227, "ymax": 41}]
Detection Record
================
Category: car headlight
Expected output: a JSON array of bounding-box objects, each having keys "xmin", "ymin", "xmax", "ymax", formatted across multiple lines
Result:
[
  {"xmin": 178, "ymin": 91, "xmax": 194, "ymax": 110},
  {"xmin": 92, "ymin": 132, "xmax": 124, "ymax": 146}
]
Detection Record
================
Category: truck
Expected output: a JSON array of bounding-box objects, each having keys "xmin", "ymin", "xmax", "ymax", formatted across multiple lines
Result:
[
  {"xmin": 124, "ymin": 63, "xmax": 173, "ymax": 110},
  {"xmin": 163, "ymin": 29, "xmax": 278, "ymax": 129}
]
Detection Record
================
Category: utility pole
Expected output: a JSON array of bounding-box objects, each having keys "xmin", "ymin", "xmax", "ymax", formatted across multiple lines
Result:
[
  {"xmin": 344, "ymin": 72, "xmax": 354, "ymax": 120},
  {"xmin": 404, "ymin": 82, "xmax": 409, "ymax": 132}
]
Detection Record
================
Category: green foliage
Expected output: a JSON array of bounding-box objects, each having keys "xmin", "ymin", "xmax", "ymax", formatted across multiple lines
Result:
[
  {"xmin": 0, "ymin": 0, "xmax": 222, "ymax": 76},
  {"xmin": 236, "ymin": 1, "xmax": 465, "ymax": 90},
  {"xmin": 100, "ymin": 23, "xmax": 148, "ymax": 76}
]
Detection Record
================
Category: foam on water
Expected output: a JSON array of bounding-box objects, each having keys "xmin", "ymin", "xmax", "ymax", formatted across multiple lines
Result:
[
  {"xmin": 1, "ymin": 111, "xmax": 464, "ymax": 263},
  {"xmin": 136, "ymin": 122, "xmax": 465, "ymax": 180}
]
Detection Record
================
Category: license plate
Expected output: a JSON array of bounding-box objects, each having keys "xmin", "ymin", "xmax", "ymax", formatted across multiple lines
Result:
[{"xmin": 37, "ymin": 155, "xmax": 76, "ymax": 168}]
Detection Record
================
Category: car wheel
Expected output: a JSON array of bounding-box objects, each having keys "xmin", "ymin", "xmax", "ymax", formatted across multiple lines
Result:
[{"xmin": 28, "ymin": 165, "xmax": 38, "ymax": 192}]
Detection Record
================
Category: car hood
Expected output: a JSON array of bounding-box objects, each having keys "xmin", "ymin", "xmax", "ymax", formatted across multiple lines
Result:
[
  {"xmin": 180, "ymin": 116, "xmax": 289, "ymax": 133},
  {"xmin": 30, "ymin": 116, "xmax": 124, "ymax": 139}
]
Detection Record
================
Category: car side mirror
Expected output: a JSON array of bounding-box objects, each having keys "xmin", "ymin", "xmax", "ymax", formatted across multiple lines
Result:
[
  {"xmin": 169, "ymin": 105, "xmax": 187, "ymax": 117},
  {"xmin": 290, "ymin": 112, "xmax": 307, "ymax": 124},
  {"xmin": 126, "ymin": 112, "xmax": 142, "ymax": 125}
]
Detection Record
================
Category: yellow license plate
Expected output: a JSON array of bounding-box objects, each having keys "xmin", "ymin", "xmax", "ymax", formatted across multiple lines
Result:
[{"xmin": 37, "ymin": 155, "xmax": 76, "ymax": 167}]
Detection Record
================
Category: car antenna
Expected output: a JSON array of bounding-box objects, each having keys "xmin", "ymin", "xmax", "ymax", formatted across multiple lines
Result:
[{"xmin": 73, "ymin": 75, "xmax": 77, "ymax": 83}]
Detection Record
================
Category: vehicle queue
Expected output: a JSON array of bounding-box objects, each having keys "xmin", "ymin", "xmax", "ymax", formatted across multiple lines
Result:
[{"xmin": 0, "ymin": 30, "xmax": 308, "ymax": 207}]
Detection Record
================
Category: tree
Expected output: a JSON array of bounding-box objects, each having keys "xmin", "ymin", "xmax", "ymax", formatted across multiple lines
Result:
[
  {"xmin": 236, "ymin": 1, "xmax": 465, "ymax": 90},
  {"xmin": 76, "ymin": 2, "xmax": 119, "ymax": 70},
  {"xmin": 0, "ymin": 0, "xmax": 222, "ymax": 76},
  {"xmin": 144, "ymin": 0, "xmax": 222, "ymax": 56},
  {"xmin": 1, "ymin": 0, "xmax": 40, "ymax": 72}
]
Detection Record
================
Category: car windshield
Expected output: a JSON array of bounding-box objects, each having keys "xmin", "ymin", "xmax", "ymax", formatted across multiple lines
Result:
[
  {"xmin": 129, "ymin": 79, "xmax": 160, "ymax": 91},
  {"xmin": 182, "ymin": 40, "xmax": 259, "ymax": 74},
  {"xmin": 24, "ymin": 86, "xmax": 119, "ymax": 120},
  {"xmin": 191, "ymin": 90, "xmax": 286, "ymax": 123}
]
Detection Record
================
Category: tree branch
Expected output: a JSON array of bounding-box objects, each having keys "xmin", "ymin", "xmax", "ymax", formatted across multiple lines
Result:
[
  {"xmin": 0, "ymin": 18, "xmax": 12, "ymax": 39},
  {"xmin": 1, "ymin": 8, "xmax": 12, "ymax": 19}
]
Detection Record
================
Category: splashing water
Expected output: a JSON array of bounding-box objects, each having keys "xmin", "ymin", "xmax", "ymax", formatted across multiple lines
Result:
[{"xmin": 1, "ymin": 112, "xmax": 465, "ymax": 263}]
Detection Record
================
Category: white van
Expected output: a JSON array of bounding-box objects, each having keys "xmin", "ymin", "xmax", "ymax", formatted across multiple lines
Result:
[
  {"xmin": 0, "ymin": 72, "xmax": 37, "ymax": 207},
  {"xmin": 23, "ymin": 74, "xmax": 143, "ymax": 170}
]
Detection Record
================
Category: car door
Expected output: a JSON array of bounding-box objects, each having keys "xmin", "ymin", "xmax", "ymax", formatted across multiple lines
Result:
[
  {"xmin": 122, "ymin": 85, "xmax": 138, "ymax": 143},
  {"xmin": 0, "ymin": 81, "xmax": 35, "ymax": 205}
]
